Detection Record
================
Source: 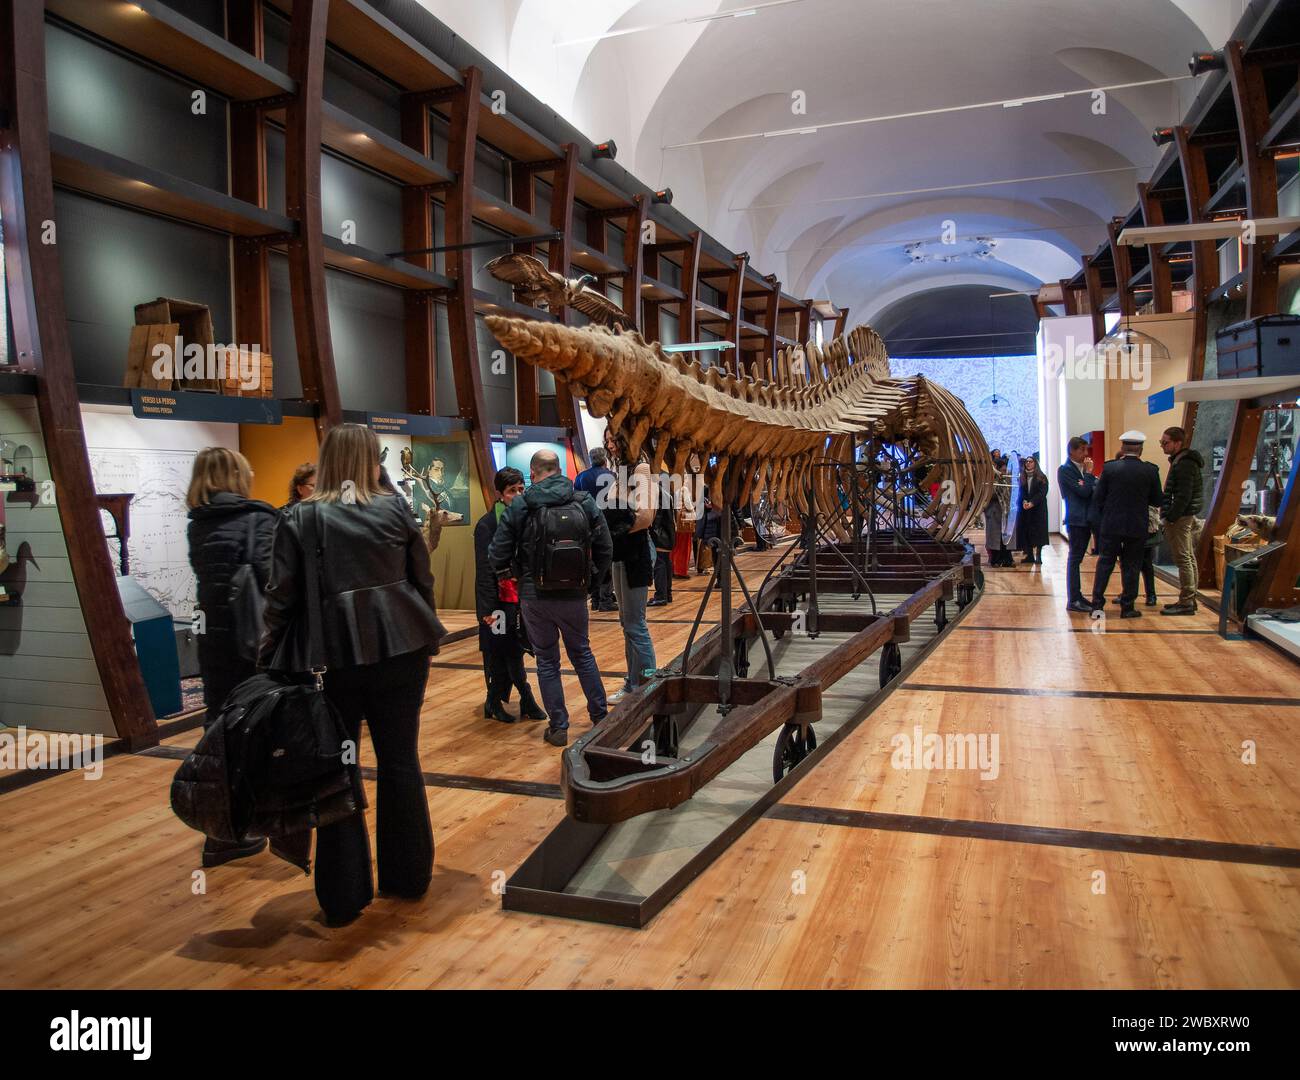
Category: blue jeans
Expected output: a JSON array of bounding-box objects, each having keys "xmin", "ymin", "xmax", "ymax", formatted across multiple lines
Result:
[
  {"xmin": 520, "ymin": 596, "xmax": 607, "ymax": 731},
  {"xmin": 612, "ymin": 561, "xmax": 656, "ymax": 691}
]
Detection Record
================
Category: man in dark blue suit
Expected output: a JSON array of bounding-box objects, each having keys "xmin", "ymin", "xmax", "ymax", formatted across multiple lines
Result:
[
  {"xmin": 1057, "ymin": 436, "xmax": 1096, "ymax": 613},
  {"xmin": 1088, "ymin": 430, "xmax": 1164, "ymax": 619}
]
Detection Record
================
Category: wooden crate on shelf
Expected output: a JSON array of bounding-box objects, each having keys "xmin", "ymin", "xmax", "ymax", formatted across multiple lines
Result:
[
  {"xmin": 221, "ymin": 348, "xmax": 273, "ymax": 398},
  {"xmin": 123, "ymin": 322, "xmax": 180, "ymax": 390},
  {"xmin": 127, "ymin": 297, "xmax": 219, "ymax": 391}
]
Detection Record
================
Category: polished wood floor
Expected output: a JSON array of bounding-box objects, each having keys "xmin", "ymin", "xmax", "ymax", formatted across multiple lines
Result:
[{"xmin": 2, "ymin": 538, "xmax": 1298, "ymax": 988}]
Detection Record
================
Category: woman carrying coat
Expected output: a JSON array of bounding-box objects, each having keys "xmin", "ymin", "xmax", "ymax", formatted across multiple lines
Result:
[
  {"xmin": 602, "ymin": 426, "xmax": 656, "ymax": 703},
  {"xmin": 186, "ymin": 446, "xmax": 279, "ymax": 866},
  {"xmin": 1015, "ymin": 455, "xmax": 1050, "ymax": 565},
  {"xmin": 260, "ymin": 424, "xmax": 446, "ymax": 927}
]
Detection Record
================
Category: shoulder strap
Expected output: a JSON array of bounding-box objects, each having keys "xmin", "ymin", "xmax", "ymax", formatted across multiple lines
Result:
[{"xmin": 300, "ymin": 502, "xmax": 327, "ymax": 683}]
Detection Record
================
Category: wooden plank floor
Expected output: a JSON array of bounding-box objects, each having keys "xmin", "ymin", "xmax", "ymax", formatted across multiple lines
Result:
[{"xmin": 2, "ymin": 538, "xmax": 1298, "ymax": 988}]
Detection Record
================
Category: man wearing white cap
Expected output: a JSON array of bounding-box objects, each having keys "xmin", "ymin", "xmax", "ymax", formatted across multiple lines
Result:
[{"xmin": 1087, "ymin": 430, "xmax": 1164, "ymax": 618}]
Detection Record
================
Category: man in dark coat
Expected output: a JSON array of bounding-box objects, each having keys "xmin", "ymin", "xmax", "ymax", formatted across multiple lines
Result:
[
  {"xmin": 1088, "ymin": 430, "xmax": 1164, "ymax": 618},
  {"xmin": 473, "ymin": 467, "xmax": 546, "ymax": 724},
  {"xmin": 1158, "ymin": 426, "xmax": 1205, "ymax": 615},
  {"xmin": 1058, "ymin": 436, "xmax": 1096, "ymax": 612},
  {"xmin": 488, "ymin": 450, "xmax": 613, "ymax": 747}
]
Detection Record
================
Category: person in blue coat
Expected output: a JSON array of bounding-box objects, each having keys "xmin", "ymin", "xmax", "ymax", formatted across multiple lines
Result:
[{"xmin": 1057, "ymin": 436, "xmax": 1096, "ymax": 612}]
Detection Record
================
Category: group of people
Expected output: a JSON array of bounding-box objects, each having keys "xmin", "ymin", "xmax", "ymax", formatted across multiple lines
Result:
[
  {"xmin": 472, "ymin": 429, "xmax": 719, "ymax": 747},
  {"xmin": 983, "ymin": 448, "xmax": 1049, "ymax": 566},
  {"xmin": 1057, "ymin": 426, "xmax": 1204, "ymax": 618},
  {"xmin": 185, "ymin": 425, "xmax": 446, "ymax": 925}
]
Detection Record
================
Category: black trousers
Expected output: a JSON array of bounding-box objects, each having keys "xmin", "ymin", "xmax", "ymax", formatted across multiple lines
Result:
[
  {"xmin": 653, "ymin": 548, "xmax": 673, "ymax": 602},
  {"xmin": 1065, "ymin": 524, "xmax": 1092, "ymax": 604},
  {"xmin": 484, "ymin": 639, "xmax": 533, "ymax": 705},
  {"xmin": 1091, "ymin": 535, "xmax": 1145, "ymax": 608},
  {"xmin": 314, "ymin": 647, "xmax": 433, "ymax": 918},
  {"xmin": 197, "ymin": 642, "xmax": 256, "ymax": 728},
  {"xmin": 589, "ymin": 563, "xmax": 614, "ymax": 608},
  {"xmin": 1141, "ymin": 545, "xmax": 1157, "ymax": 600}
]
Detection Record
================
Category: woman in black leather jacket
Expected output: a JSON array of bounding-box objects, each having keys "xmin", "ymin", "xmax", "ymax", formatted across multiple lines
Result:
[
  {"xmin": 260, "ymin": 424, "xmax": 446, "ymax": 926},
  {"xmin": 186, "ymin": 447, "xmax": 279, "ymax": 867}
]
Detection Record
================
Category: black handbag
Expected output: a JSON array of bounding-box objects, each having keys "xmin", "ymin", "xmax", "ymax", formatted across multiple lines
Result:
[
  {"xmin": 227, "ymin": 513, "xmax": 266, "ymax": 662},
  {"xmin": 171, "ymin": 502, "xmax": 364, "ymax": 855}
]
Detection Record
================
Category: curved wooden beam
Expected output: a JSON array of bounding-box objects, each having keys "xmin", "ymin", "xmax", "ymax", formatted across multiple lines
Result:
[
  {"xmin": 444, "ymin": 66, "xmax": 497, "ymax": 507},
  {"xmin": 1226, "ymin": 40, "xmax": 1280, "ymax": 318},
  {"xmin": 285, "ymin": 0, "xmax": 340, "ymax": 437},
  {"xmin": 0, "ymin": 0, "xmax": 156, "ymax": 747}
]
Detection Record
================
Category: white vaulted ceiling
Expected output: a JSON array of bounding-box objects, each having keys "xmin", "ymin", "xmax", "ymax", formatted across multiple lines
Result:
[{"xmin": 418, "ymin": 0, "xmax": 1235, "ymax": 351}]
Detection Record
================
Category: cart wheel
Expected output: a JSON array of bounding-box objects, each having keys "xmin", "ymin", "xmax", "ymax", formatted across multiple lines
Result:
[
  {"xmin": 879, "ymin": 641, "xmax": 902, "ymax": 687},
  {"xmin": 734, "ymin": 636, "xmax": 750, "ymax": 678},
  {"xmin": 935, "ymin": 599, "xmax": 948, "ymax": 630},
  {"xmin": 652, "ymin": 714, "xmax": 679, "ymax": 760},
  {"xmin": 956, "ymin": 584, "xmax": 973, "ymax": 609},
  {"xmin": 772, "ymin": 722, "xmax": 813, "ymax": 781}
]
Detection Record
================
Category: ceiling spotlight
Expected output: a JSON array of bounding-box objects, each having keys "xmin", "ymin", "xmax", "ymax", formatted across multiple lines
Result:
[
  {"xmin": 1188, "ymin": 51, "xmax": 1225, "ymax": 76},
  {"xmin": 652, "ymin": 187, "xmax": 673, "ymax": 205},
  {"xmin": 1152, "ymin": 127, "xmax": 1176, "ymax": 146},
  {"xmin": 592, "ymin": 141, "xmax": 617, "ymax": 160}
]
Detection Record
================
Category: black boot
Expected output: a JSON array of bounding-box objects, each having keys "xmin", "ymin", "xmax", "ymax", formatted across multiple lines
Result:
[
  {"xmin": 487, "ymin": 700, "xmax": 517, "ymax": 724},
  {"xmin": 517, "ymin": 686, "xmax": 547, "ymax": 721},
  {"xmin": 202, "ymin": 836, "xmax": 267, "ymax": 868}
]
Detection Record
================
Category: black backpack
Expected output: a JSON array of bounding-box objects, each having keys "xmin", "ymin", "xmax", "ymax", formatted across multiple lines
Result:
[{"xmin": 530, "ymin": 497, "xmax": 592, "ymax": 591}]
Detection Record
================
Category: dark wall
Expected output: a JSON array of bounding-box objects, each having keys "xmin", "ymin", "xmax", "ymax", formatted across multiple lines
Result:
[
  {"xmin": 55, "ymin": 192, "xmax": 233, "ymax": 386},
  {"xmin": 326, "ymin": 272, "xmax": 407, "ymax": 413},
  {"xmin": 45, "ymin": 22, "xmax": 228, "ymax": 191}
]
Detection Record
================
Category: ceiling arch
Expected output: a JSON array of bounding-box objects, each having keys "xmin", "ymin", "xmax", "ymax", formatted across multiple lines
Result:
[{"xmin": 415, "ymin": 0, "xmax": 1217, "ymax": 345}]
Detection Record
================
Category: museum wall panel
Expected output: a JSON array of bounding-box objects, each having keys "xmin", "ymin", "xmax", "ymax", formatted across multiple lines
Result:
[
  {"xmin": 0, "ymin": 395, "xmax": 113, "ymax": 736},
  {"xmin": 81, "ymin": 404, "xmax": 238, "ymax": 625}
]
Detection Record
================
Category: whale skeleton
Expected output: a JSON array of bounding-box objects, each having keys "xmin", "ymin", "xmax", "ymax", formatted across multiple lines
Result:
[{"xmin": 484, "ymin": 317, "xmax": 993, "ymax": 541}]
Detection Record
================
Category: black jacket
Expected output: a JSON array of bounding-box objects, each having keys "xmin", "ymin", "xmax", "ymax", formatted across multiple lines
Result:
[
  {"xmin": 606, "ymin": 507, "xmax": 654, "ymax": 588},
  {"xmin": 259, "ymin": 495, "xmax": 445, "ymax": 671},
  {"xmin": 488, "ymin": 473, "xmax": 613, "ymax": 600},
  {"xmin": 1092, "ymin": 455, "xmax": 1164, "ymax": 539},
  {"xmin": 1015, "ymin": 470, "xmax": 1050, "ymax": 549},
  {"xmin": 170, "ymin": 672, "xmax": 365, "ymax": 872},
  {"xmin": 187, "ymin": 493, "xmax": 279, "ymax": 643},
  {"xmin": 474, "ymin": 505, "xmax": 505, "ymax": 621},
  {"xmin": 1163, "ymin": 448, "xmax": 1205, "ymax": 521}
]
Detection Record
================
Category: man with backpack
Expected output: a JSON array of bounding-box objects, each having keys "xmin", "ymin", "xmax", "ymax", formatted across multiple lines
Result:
[{"xmin": 488, "ymin": 449, "xmax": 613, "ymax": 747}]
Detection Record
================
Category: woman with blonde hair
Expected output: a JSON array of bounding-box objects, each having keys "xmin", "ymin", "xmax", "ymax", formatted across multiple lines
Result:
[
  {"xmin": 260, "ymin": 424, "xmax": 446, "ymax": 926},
  {"xmin": 186, "ymin": 446, "xmax": 279, "ymax": 866}
]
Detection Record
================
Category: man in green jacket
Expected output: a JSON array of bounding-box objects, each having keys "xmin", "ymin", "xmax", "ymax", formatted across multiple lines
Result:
[{"xmin": 1159, "ymin": 426, "xmax": 1204, "ymax": 615}]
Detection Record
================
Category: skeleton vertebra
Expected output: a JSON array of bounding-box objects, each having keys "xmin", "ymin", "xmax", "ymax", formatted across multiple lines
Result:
[{"xmin": 484, "ymin": 317, "xmax": 993, "ymax": 541}]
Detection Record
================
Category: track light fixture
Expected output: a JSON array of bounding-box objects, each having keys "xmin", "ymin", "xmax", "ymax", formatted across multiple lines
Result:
[
  {"xmin": 1188, "ymin": 51, "xmax": 1225, "ymax": 76},
  {"xmin": 1152, "ymin": 127, "xmax": 1176, "ymax": 146},
  {"xmin": 652, "ymin": 188, "xmax": 673, "ymax": 205},
  {"xmin": 592, "ymin": 141, "xmax": 617, "ymax": 160}
]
